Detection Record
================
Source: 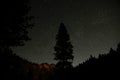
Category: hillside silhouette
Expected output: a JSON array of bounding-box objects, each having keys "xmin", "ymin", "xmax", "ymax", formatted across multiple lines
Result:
[{"xmin": 1, "ymin": 43, "xmax": 120, "ymax": 80}]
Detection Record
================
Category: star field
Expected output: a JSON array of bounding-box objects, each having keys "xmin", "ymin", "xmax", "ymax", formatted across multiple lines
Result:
[{"xmin": 13, "ymin": 0, "xmax": 120, "ymax": 66}]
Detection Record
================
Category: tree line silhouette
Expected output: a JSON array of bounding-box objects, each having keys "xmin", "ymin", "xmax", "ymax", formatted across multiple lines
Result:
[
  {"xmin": 71, "ymin": 44, "xmax": 120, "ymax": 79},
  {"xmin": 1, "ymin": 0, "xmax": 120, "ymax": 80}
]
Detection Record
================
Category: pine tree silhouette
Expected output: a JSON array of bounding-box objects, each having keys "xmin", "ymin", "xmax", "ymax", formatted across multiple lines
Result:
[{"xmin": 54, "ymin": 23, "xmax": 74, "ymax": 68}]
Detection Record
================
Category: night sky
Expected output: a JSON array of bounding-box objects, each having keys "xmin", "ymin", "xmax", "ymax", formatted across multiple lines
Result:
[{"xmin": 13, "ymin": 0, "xmax": 120, "ymax": 66}]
